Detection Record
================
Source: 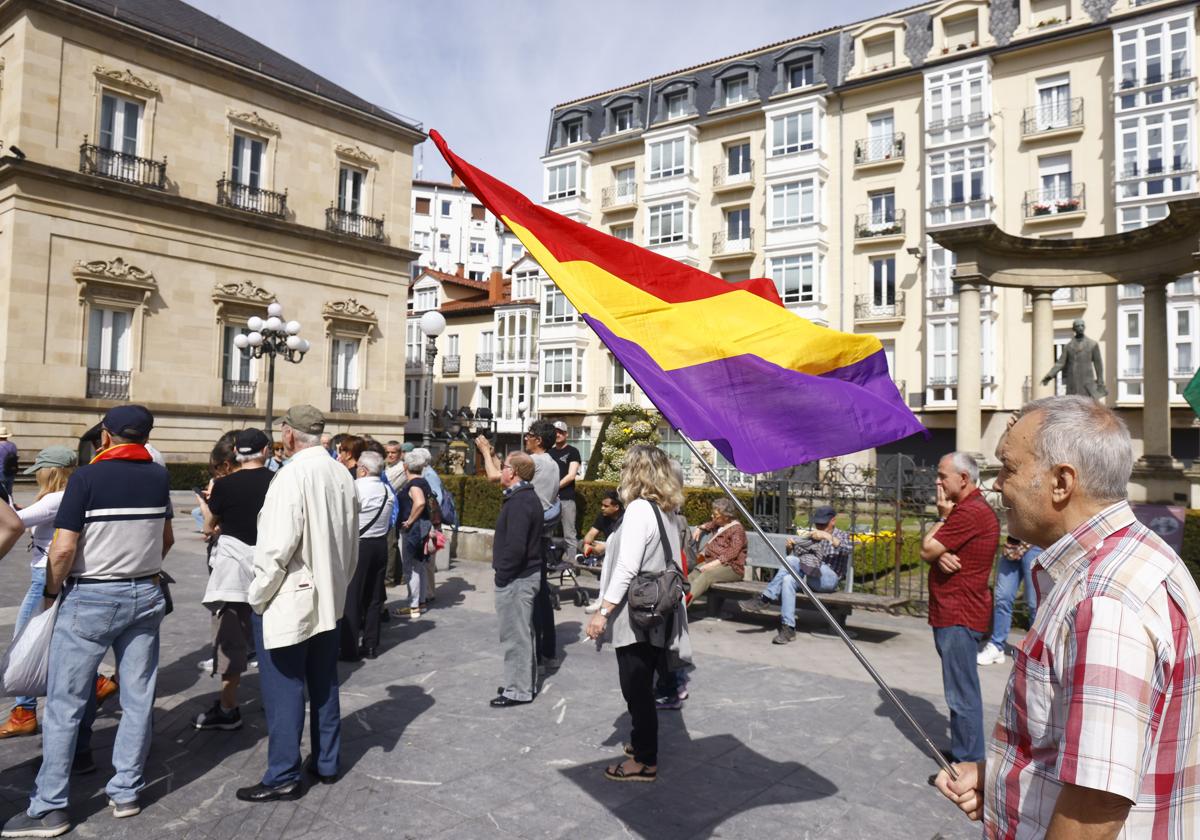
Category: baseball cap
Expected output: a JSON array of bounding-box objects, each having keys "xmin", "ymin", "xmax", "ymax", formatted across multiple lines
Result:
[
  {"xmin": 235, "ymin": 428, "xmax": 271, "ymax": 456},
  {"xmin": 401, "ymin": 442, "xmax": 415, "ymax": 452},
  {"xmin": 22, "ymin": 445, "xmax": 77, "ymax": 474},
  {"xmin": 811, "ymin": 505, "xmax": 836, "ymax": 526},
  {"xmin": 102, "ymin": 404, "xmax": 154, "ymax": 441},
  {"xmin": 276, "ymin": 404, "xmax": 325, "ymax": 434},
  {"xmin": 552, "ymin": 420, "xmax": 568, "ymax": 433}
]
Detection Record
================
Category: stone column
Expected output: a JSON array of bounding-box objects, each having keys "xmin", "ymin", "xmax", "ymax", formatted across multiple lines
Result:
[
  {"xmin": 1029, "ymin": 288, "xmax": 1056, "ymax": 401},
  {"xmin": 955, "ymin": 279, "xmax": 982, "ymax": 458},
  {"xmin": 1138, "ymin": 281, "xmax": 1178, "ymax": 469}
]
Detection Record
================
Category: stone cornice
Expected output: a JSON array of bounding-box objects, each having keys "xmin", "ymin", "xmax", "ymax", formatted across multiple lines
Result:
[
  {"xmin": 212, "ymin": 279, "xmax": 276, "ymax": 305},
  {"xmin": 94, "ymin": 65, "xmax": 160, "ymax": 96},
  {"xmin": 227, "ymin": 109, "xmax": 280, "ymax": 135},
  {"xmin": 322, "ymin": 297, "xmax": 378, "ymax": 336},
  {"xmin": 73, "ymin": 257, "xmax": 157, "ymax": 306},
  {"xmin": 334, "ymin": 144, "xmax": 379, "ymax": 168},
  {"xmin": 74, "ymin": 256, "xmax": 155, "ymax": 283}
]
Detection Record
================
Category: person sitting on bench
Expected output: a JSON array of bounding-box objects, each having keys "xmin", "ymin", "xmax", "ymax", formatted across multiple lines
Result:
[
  {"xmin": 685, "ymin": 498, "xmax": 747, "ymax": 605},
  {"xmin": 743, "ymin": 505, "xmax": 851, "ymax": 645},
  {"xmin": 579, "ymin": 490, "xmax": 624, "ymax": 566}
]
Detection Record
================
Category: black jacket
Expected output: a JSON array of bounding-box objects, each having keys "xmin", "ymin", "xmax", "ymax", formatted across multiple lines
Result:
[{"xmin": 492, "ymin": 482, "xmax": 544, "ymax": 587}]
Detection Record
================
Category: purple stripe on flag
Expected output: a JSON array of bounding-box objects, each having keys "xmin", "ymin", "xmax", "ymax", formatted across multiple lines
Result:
[{"xmin": 585, "ymin": 316, "xmax": 927, "ymax": 474}]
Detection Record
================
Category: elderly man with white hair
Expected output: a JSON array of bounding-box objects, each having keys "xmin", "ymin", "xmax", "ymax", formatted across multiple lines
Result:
[
  {"xmin": 412, "ymin": 447, "xmax": 443, "ymax": 601},
  {"xmin": 340, "ymin": 450, "xmax": 393, "ymax": 661},
  {"xmin": 936, "ymin": 396, "xmax": 1200, "ymax": 837}
]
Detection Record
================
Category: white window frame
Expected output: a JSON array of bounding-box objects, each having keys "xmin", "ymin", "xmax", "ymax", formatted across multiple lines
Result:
[
  {"xmin": 413, "ymin": 286, "xmax": 438, "ymax": 311},
  {"xmin": 871, "ymin": 256, "xmax": 897, "ymax": 307},
  {"xmin": 513, "ymin": 270, "xmax": 540, "ymax": 300},
  {"xmin": 1117, "ymin": 109, "xmax": 1194, "ymax": 199},
  {"xmin": 469, "ymin": 237, "xmax": 486, "ymax": 256},
  {"xmin": 231, "ymin": 132, "xmax": 266, "ymax": 190},
  {"xmin": 331, "ymin": 338, "xmax": 359, "ymax": 391},
  {"xmin": 99, "ymin": 92, "xmax": 142, "ymax": 157},
  {"xmin": 547, "ymin": 162, "xmax": 579, "ymax": 200},
  {"xmin": 769, "ymin": 252, "xmax": 820, "ymax": 305},
  {"xmin": 770, "ymin": 109, "xmax": 816, "ymax": 156},
  {"xmin": 541, "ymin": 347, "xmax": 584, "ymax": 394},
  {"xmin": 769, "ymin": 179, "xmax": 817, "ymax": 228},
  {"xmin": 787, "ymin": 56, "xmax": 815, "ymax": 89},
  {"xmin": 925, "ymin": 62, "xmax": 989, "ymax": 144},
  {"xmin": 543, "ymin": 284, "xmax": 577, "ymax": 324},
  {"xmin": 647, "ymin": 201, "xmax": 686, "ymax": 245},
  {"xmin": 338, "ymin": 165, "xmax": 367, "ymax": 215},
  {"xmin": 1035, "ymin": 74, "xmax": 1072, "ymax": 131},
  {"xmin": 649, "ymin": 137, "xmax": 687, "ymax": 179},
  {"xmin": 1115, "ymin": 16, "xmax": 1194, "ymax": 111},
  {"xmin": 664, "ymin": 90, "xmax": 688, "ymax": 120},
  {"xmin": 87, "ymin": 306, "xmax": 132, "ymax": 372},
  {"xmin": 928, "ymin": 145, "xmax": 989, "ymax": 225}
]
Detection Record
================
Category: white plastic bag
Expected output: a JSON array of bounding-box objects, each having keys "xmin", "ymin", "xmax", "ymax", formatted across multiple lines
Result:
[{"xmin": 1, "ymin": 596, "xmax": 62, "ymax": 697}]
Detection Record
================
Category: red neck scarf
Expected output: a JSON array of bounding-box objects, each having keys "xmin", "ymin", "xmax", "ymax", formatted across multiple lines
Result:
[{"xmin": 90, "ymin": 443, "xmax": 152, "ymax": 464}]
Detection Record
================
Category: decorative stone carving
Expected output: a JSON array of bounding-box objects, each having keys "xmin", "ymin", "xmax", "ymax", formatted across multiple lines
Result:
[
  {"xmin": 94, "ymin": 65, "xmax": 160, "ymax": 96},
  {"xmin": 1082, "ymin": 0, "xmax": 1116, "ymax": 23},
  {"xmin": 322, "ymin": 297, "xmax": 378, "ymax": 335},
  {"xmin": 74, "ymin": 257, "xmax": 154, "ymax": 283},
  {"xmin": 904, "ymin": 12, "xmax": 934, "ymax": 67},
  {"xmin": 989, "ymin": 0, "xmax": 1020, "ymax": 47},
  {"xmin": 334, "ymin": 144, "xmax": 379, "ymax": 168},
  {"xmin": 227, "ymin": 110, "xmax": 280, "ymax": 134},
  {"xmin": 74, "ymin": 257, "xmax": 156, "ymax": 307},
  {"xmin": 212, "ymin": 280, "xmax": 276, "ymax": 304}
]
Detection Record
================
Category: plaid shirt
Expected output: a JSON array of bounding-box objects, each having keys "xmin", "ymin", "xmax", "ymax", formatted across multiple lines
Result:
[{"xmin": 985, "ymin": 501, "xmax": 1200, "ymax": 838}]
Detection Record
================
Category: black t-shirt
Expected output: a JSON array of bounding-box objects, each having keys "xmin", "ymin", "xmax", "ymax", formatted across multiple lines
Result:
[
  {"xmin": 398, "ymin": 477, "xmax": 434, "ymax": 525},
  {"xmin": 548, "ymin": 445, "xmax": 582, "ymax": 501},
  {"xmin": 591, "ymin": 512, "xmax": 622, "ymax": 539},
  {"xmin": 206, "ymin": 467, "xmax": 274, "ymax": 546}
]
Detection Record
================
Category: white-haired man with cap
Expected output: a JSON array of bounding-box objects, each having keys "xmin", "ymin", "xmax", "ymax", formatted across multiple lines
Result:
[
  {"xmin": 236, "ymin": 405, "xmax": 358, "ymax": 803},
  {"xmin": 936, "ymin": 396, "xmax": 1200, "ymax": 837}
]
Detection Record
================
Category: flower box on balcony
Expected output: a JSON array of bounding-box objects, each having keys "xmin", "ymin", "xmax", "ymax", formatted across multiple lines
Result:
[
  {"xmin": 1055, "ymin": 199, "xmax": 1080, "ymax": 212},
  {"xmin": 1033, "ymin": 203, "xmax": 1052, "ymax": 215}
]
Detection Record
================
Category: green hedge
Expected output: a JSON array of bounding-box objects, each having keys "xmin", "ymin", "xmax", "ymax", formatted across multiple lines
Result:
[
  {"xmin": 166, "ymin": 463, "xmax": 211, "ymax": 491},
  {"xmin": 1183, "ymin": 510, "xmax": 1200, "ymax": 584}
]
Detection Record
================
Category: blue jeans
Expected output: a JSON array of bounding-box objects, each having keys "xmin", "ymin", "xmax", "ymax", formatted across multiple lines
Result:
[
  {"xmin": 251, "ymin": 614, "xmax": 341, "ymax": 787},
  {"xmin": 933, "ymin": 625, "xmax": 985, "ymax": 763},
  {"xmin": 29, "ymin": 578, "xmax": 165, "ymax": 815},
  {"xmin": 763, "ymin": 558, "xmax": 840, "ymax": 629},
  {"xmin": 988, "ymin": 547, "xmax": 1041, "ymax": 651}
]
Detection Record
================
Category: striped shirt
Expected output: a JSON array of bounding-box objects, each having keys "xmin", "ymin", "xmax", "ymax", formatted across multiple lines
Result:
[{"xmin": 985, "ymin": 501, "xmax": 1200, "ymax": 838}]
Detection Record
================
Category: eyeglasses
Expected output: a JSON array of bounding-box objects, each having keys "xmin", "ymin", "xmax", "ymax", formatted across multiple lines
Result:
[{"xmin": 501, "ymin": 463, "xmax": 515, "ymax": 471}]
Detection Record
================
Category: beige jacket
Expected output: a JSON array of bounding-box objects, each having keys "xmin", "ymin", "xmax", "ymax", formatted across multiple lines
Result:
[{"xmin": 248, "ymin": 444, "xmax": 360, "ymax": 649}]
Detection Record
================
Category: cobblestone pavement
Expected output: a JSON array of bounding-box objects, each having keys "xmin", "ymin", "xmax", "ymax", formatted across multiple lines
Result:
[{"xmin": 0, "ymin": 491, "xmax": 1001, "ymax": 838}]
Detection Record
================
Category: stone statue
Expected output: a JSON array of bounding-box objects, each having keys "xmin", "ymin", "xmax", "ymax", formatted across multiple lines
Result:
[{"xmin": 1041, "ymin": 319, "xmax": 1107, "ymax": 400}]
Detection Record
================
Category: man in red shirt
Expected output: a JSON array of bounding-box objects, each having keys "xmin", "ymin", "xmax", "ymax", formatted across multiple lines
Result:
[{"xmin": 920, "ymin": 451, "xmax": 999, "ymax": 766}]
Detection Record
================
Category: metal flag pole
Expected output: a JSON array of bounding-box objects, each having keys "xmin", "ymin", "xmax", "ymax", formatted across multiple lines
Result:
[{"xmin": 677, "ymin": 432, "xmax": 959, "ymax": 782}]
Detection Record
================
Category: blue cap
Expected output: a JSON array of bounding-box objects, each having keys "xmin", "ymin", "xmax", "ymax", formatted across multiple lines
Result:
[
  {"xmin": 101, "ymin": 404, "xmax": 154, "ymax": 441},
  {"xmin": 812, "ymin": 505, "xmax": 836, "ymax": 526}
]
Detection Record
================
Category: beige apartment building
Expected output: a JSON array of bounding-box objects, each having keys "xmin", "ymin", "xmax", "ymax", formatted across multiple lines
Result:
[{"xmin": 0, "ymin": 0, "xmax": 423, "ymax": 462}]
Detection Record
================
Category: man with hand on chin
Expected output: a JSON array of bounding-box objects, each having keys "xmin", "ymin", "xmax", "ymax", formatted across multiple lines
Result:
[{"xmin": 920, "ymin": 451, "xmax": 998, "ymax": 771}]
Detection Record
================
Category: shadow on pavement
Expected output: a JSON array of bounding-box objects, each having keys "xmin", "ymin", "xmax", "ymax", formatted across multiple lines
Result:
[
  {"xmin": 340, "ymin": 684, "xmax": 435, "ymax": 774},
  {"xmin": 873, "ymin": 687, "xmax": 950, "ymax": 762}
]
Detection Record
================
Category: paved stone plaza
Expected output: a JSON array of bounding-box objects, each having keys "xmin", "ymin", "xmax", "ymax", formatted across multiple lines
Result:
[{"xmin": 0, "ymin": 491, "xmax": 1011, "ymax": 839}]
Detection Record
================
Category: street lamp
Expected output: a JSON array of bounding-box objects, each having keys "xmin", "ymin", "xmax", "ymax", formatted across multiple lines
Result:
[
  {"xmin": 418, "ymin": 309, "xmax": 446, "ymax": 448},
  {"xmin": 233, "ymin": 301, "xmax": 309, "ymax": 433}
]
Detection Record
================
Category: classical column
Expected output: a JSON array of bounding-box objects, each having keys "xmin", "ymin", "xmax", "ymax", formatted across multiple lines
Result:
[
  {"xmin": 1030, "ymin": 288, "xmax": 1055, "ymax": 401},
  {"xmin": 955, "ymin": 279, "xmax": 983, "ymax": 458},
  {"xmin": 1138, "ymin": 281, "xmax": 1178, "ymax": 469}
]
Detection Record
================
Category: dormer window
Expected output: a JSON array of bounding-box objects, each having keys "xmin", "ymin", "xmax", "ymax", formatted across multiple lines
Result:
[
  {"xmin": 788, "ymin": 58, "xmax": 815, "ymax": 89},
  {"xmin": 863, "ymin": 34, "xmax": 896, "ymax": 71},
  {"xmin": 772, "ymin": 46, "xmax": 822, "ymax": 94},
  {"xmin": 723, "ymin": 74, "xmax": 750, "ymax": 106},
  {"xmin": 614, "ymin": 105, "xmax": 634, "ymax": 132},
  {"xmin": 943, "ymin": 12, "xmax": 979, "ymax": 52},
  {"xmin": 664, "ymin": 91, "xmax": 687, "ymax": 120},
  {"xmin": 563, "ymin": 118, "xmax": 583, "ymax": 145}
]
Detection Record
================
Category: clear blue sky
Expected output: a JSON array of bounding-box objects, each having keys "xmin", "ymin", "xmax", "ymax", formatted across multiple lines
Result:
[{"xmin": 188, "ymin": 0, "xmax": 894, "ymax": 197}]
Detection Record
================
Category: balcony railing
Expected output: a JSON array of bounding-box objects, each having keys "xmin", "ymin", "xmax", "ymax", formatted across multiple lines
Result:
[
  {"xmin": 1021, "ymin": 98, "xmax": 1083, "ymax": 136},
  {"xmin": 217, "ymin": 177, "xmax": 288, "ymax": 218},
  {"xmin": 475, "ymin": 353, "xmax": 494, "ymax": 373},
  {"xmin": 927, "ymin": 374, "xmax": 994, "ymax": 388},
  {"xmin": 1173, "ymin": 366, "xmax": 1194, "ymax": 377},
  {"xmin": 854, "ymin": 210, "xmax": 905, "ymax": 239},
  {"xmin": 854, "ymin": 293, "xmax": 905, "ymax": 321},
  {"xmin": 86, "ymin": 368, "xmax": 130, "ymax": 400},
  {"xmin": 1122, "ymin": 366, "xmax": 1143, "ymax": 378},
  {"xmin": 331, "ymin": 387, "xmax": 359, "ymax": 413},
  {"xmin": 712, "ymin": 160, "xmax": 755, "ymax": 189},
  {"xmin": 79, "ymin": 139, "xmax": 166, "ymax": 189},
  {"xmin": 712, "ymin": 229, "xmax": 754, "ymax": 256},
  {"xmin": 1118, "ymin": 158, "xmax": 1194, "ymax": 180},
  {"xmin": 598, "ymin": 385, "xmax": 635, "ymax": 409},
  {"xmin": 442, "ymin": 355, "xmax": 460, "ymax": 375},
  {"xmin": 405, "ymin": 358, "xmax": 424, "ymax": 373},
  {"xmin": 854, "ymin": 133, "xmax": 905, "ymax": 165},
  {"xmin": 601, "ymin": 183, "xmax": 638, "ymax": 209},
  {"xmin": 926, "ymin": 111, "xmax": 987, "ymax": 133},
  {"xmin": 1023, "ymin": 184, "xmax": 1085, "ymax": 218},
  {"xmin": 221, "ymin": 379, "xmax": 256, "ymax": 408},
  {"xmin": 325, "ymin": 206, "xmax": 385, "ymax": 241}
]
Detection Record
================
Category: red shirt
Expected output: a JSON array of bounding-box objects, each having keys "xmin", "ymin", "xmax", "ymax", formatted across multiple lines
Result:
[{"xmin": 927, "ymin": 488, "xmax": 999, "ymax": 632}]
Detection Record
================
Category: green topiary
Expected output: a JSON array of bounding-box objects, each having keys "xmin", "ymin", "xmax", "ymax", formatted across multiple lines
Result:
[{"xmin": 594, "ymin": 404, "xmax": 661, "ymax": 483}]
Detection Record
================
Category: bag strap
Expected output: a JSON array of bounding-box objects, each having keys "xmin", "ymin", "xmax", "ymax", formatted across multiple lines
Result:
[
  {"xmin": 359, "ymin": 488, "xmax": 388, "ymax": 536},
  {"xmin": 648, "ymin": 504, "xmax": 684, "ymax": 578}
]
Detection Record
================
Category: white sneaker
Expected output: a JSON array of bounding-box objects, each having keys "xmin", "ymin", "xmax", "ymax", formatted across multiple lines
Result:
[
  {"xmin": 197, "ymin": 658, "xmax": 214, "ymax": 673},
  {"xmin": 976, "ymin": 644, "xmax": 1006, "ymax": 666}
]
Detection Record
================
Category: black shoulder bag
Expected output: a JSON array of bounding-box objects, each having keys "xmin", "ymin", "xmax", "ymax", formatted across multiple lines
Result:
[{"xmin": 627, "ymin": 504, "xmax": 689, "ymax": 630}]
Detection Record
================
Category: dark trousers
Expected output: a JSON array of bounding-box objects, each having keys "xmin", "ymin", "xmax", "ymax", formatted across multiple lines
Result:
[
  {"xmin": 342, "ymin": 536, "xmax": 388, "ymax": 656},
  {"xmin": 616, "ymin": 642, "xmax": 660, "ymax": 767},
  {"xmin": 533, "ymin": 569, "xmax": 557, "ymax": 662},
  {"xmin": 252, "ymin": 614, "xmax": 341, "ymax": 786},
  {"xmin": 385, "ymin": 525, "xmax": 401, "ymax": 586},
  {"xmin": 933, "ymin": 625, "xmax": 985, "ymax": 763}
]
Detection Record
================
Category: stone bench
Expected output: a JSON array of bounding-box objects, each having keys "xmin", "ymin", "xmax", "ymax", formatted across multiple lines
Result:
[{"xmin": 706, "ymin": 579, "xmax": 911, "ymax": 628}]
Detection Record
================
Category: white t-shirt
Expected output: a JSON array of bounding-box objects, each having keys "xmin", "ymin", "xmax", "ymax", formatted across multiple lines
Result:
[{"xmin": 17, "ymin": 491, "xmax": 65, "ymax": 570}]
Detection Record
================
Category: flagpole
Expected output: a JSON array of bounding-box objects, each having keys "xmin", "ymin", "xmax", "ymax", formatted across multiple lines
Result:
[{"xmin": 676, "ymin": 432, "xmax": 959, "ymax": 782}]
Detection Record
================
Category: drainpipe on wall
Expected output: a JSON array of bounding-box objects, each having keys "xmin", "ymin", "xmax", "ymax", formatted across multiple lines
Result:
[{"xmin": 835, "ymin": 90, "xmax": 846, "ymax": 334}]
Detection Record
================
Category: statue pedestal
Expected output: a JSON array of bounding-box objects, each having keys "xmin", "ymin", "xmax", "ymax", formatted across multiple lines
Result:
[{"xmin": 1130, "ymin": 457, "xmax": 1188, "ymax": 505}]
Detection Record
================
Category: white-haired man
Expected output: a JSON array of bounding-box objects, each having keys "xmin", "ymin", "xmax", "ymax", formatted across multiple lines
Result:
[
  {"xmin": 340, "ymin": 450, "xmax": 393, "ymax": 661},
  {"xmin": 936, "ymin": 396, "xmax": 1200, "ymax": 837},
  {"xmin": 921, "ymin": 450, "xmax": 999, "ymax": 768}
]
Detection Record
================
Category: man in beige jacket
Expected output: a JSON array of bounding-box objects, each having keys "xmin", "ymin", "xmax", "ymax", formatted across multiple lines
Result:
[{"xmin": 236, "ymin": 405, "xmax": 359, "ymax": 803}]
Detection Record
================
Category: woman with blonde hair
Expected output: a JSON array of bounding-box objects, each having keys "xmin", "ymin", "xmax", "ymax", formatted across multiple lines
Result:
[{"xmin": 585, "ymin": 445, "xmax": 692, "ymax": 783}]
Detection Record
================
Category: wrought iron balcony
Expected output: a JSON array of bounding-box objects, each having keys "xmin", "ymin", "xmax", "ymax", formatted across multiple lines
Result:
[
  {"xmin": 217, "ymin": 177, "xmax": 288, "ymax": 218},
  {"xmin": 442, "ymin": 355, "xmax": 460, "ymax": 375},
  {"xmin": 221, "ymin": 379, "xmax": 256, "ymax": 408},
  {"xmin": 331, "ymin": 387, "xmax": 359, "ymax": 413},
  {"xmin": 475, "ymin": 353, "xmax": 494, "ymax": 373},
  {"xmin": 712, "ymin": 160, "xmax": 755, "ymax": 189},
  {"xmin": 86, "ymin": 368, "xmax": 130, "ymax": 400},
  {"xmin": 79, "ymin": 139, "xmax": 166, "ymax": 189},
  {"xmin": 854, "ymin": 292, "xmax": 905, "ymax": 321},
  {"xmin": 1021, "ymin": 98, "xmax": 1083, "ymax": 136},
  {"xmin": 405, "ymin": 358, "xmax": 424, "ymax": 373},
  {"xmin": 598, "ymin": 385, "xmax": 635, "ymax": 409},
  {"xmin": 601, "ymin": 183, "xmax": 637, "ymax": 209},
  {"xmin": 712, "ymin": 229, "xmax": 754, "ymax": 257},
  {"xmin": 1023, "ymin": 184, "xmax": 1085, "ymax": 218},
  {"xmin": 325, "ymin": 206, "xmax": 385, "ymax": 241},
  {"xmin": 854, "ymin": 210, "xmax": 905, "ymax": 239},
  {"xmin": 853, "ymin": 133, "xmax": 905, "ymax": 165}
]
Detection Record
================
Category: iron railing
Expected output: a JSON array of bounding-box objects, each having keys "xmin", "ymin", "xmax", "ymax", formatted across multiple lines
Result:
[
  {"xmin": 442, "ymin": 355, "xmax": 460, "ymax": 375},
  {"xmin": 854, "ymin": 209, "xmax": 905, "ymax": 239},
  {"xmin": 221, "ymin": 379, "xmax": 256, "ymax": 408},
  {"xmin": 405, "ymin": 359, "xmax": 424, "ymax": 373},
  {"xmin": 1024, "ymin": 184, "xmax": 1085, "ymax": 218},
  {"xmin": 331, "ymin": 388, "xmax": 359, "ymax": 412},
  {"xmin": 86, "ymin": 368, "xmax": 130, "ymax": 400},
  {"xmin": 325, "ymin": 206, "xmax": 385, "ymax": 241},
  {"xmin": 712, "ymin": 160, "xmax": 755, "ymax": 188},
  {"xmin": 475, "ymin": 353, "xmax": 494, "ymax": 373},
  {"xmin": 854, "ymin": 133, "xmax": 905, "ymax": 165},
  {"xmin": 601, "ymin": 183, "xmax": 637, "ymax": 208},
  {"xmin": 854, "ymin": 292, "xmax": 905, "ymax": 321},
  {"xmin": 712, "ymin": 229, "xmax": 754, "ymax": 256},
  {"xmin": 1021, "ymin": 98, "xmax": 1083, "ymax": 136},
  {"xmin": 79, "ymin": 139, "xmax": 166, "ymax": 189},
  {"xmin": 598, "ymin": 385, "xmax": 635, "ymax": 409},
  {"xmin": 1119, "ymin": 158, "xmax": 1194, "ymax": 180},
  {"xmin": 217, "ymin": 177, "xmax": 288, "ymax": 218}
]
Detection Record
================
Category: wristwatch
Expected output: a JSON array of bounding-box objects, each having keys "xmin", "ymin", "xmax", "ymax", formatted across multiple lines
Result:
[
  {"xmin": 42, "ymin": 586, "xmax": 58, "ymax": 599},
  {"xmin": 599, "ymin": 606, "xmax": 611, "ymax": 618}
]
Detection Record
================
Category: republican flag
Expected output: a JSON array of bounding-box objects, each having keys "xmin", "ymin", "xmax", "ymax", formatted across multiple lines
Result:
[{"xmin": 430, "ymin": 131, "xmax": 926, "ymax": 473}]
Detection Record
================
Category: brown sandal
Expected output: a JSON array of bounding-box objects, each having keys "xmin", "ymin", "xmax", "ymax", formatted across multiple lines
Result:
[{"xmin": 604, "ymin": 760, "xmax": 657, "ymax": 782}]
